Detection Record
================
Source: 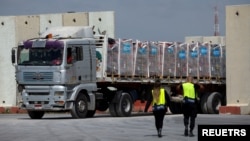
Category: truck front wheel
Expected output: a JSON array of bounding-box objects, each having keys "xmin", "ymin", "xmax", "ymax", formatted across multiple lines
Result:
[
  {"xmin": 71, "ymin": 94, "xmax": 88, "ymax": 118},
  {"xmin": 27, "ymin": 111, "xmax": 45, "ymax": 119}
]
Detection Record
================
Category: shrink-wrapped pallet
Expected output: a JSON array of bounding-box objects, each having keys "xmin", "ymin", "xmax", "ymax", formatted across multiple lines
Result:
[
  {"xmin": 176, "ymin": 43, "xmax": 188, "ymax": 77},
  {"xmin": 134, "ymin": 41, "xmax": 149, "ymax": 78},
  {"xmin": 119, "ymin": 39, "xmax": 134, "ymax": 77},
  {"xmin": 198, "ymin": 43, "xmax": 210, "ymax": 77},
  {"xmin": 106, "ymin": 39, "xmax": 119, "ymax": 75},
  {"xmin": 188, "ymin": 43, "xmax": 199, "ymax": 77},
  {"xmin": 161, "ymin": 42, "xmax": 176, "ymax": 78},
  {"xmin": 221, "ymin": 46, "xmax": 226, "ymax": 78},
  {"xmin": 148, "ymin": 42, "xmax": 161, "ymax": 77},
  {"xmin": 210, "ymin": 44, "xmax": 226, "ymax": 78}
]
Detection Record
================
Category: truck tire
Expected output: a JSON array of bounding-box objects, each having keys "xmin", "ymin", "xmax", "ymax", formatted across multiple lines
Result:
[
  {"xmin": 71, "ymin": 94, "xmax": 88, "ymax": 118},
  {"xmin": 109, "ymin": 90, "xmax": 122, "ymax": 117},
  {"xmin": 27, "ymin": 111, "xmax": 45, "ymax": 119},
  {"xmin": 200, "ymin": 93, "xmax": 209, "ymax": 114},
  {"xmin": 109, "ymin": 102, "xmax": 118, "ymax": 117},
  {"xmin": 206, "ymin": 92, "xmax": 222, "ymax": 114},
  {"xmin": 116, "ymin": 92, "xmax": 133, "ymax": 117}
]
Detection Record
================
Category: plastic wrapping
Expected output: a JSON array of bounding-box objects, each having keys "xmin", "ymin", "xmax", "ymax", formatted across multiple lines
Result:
[
  {"xmin": 198, "ymin": 43, "xmax": 210, "ymax": 77},
  {"xmin": 176, "ymin": 43, "xmax": 188, "ymax": 77},
  {"xmin": 188, "ymin": 43, "xmax": 199, "ymax": 77},
  {"xmin": 221, "ymin": 46, "xmax": 226, "ymax": 78},
  {"xmin": 106, "ymin": 39, "xmax": 119, "ymax": 75},
  {"xmin": 161, "ymin": 42, "xmax": 176, "ymax": 77},
  {"xmin": 119, "ymin": 39, "xmax": 134, "ymax": 76},
  {"xmin": 134, "ymin": 41, "xmax": 149, "ymax": 77},
  {"xmin": 210, "ymin": 44, "xmax": 226, "ymax": 78},
  {"xmin": 148, "ymin": 42, "xmax": 161, "ymax": 77}
]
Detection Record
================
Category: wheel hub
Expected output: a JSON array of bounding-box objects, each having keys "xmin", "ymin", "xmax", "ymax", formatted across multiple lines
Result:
[
  {"xmin": 78, "ymin": 100, "xmax": 86, "ymax": 112},
  {"xmin": 122, "ymin": 99, "xmax": 131, "ymax": 112}
]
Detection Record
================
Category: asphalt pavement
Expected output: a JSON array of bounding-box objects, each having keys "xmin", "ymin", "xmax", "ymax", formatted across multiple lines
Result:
[{"xmin": 0, "ymin": 113, "xmax": 250, "ymax": 141}]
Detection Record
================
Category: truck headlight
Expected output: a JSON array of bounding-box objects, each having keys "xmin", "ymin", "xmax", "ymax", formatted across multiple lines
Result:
[{"xmin": 54, "ymin": 91, "xmax": 64, "ymax": 96}]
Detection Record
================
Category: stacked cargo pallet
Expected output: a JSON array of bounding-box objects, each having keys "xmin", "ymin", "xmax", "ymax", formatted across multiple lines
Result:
[{"xmin": 105, "ymin": 38, "xmax": 226, "ymax": 81}]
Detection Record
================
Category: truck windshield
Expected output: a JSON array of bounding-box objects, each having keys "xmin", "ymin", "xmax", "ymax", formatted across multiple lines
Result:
[{"xmin": 17, "ymin": 47, "xmax": 64, "ymax": 66}]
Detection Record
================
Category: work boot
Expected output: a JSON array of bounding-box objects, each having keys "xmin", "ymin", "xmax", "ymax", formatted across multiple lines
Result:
[
  {"xmin": 189, "ymin": 130, "xmax": 194, "ymax": 137},
  {"xmin": 157, "ymin": 128, "xmax": 162, "ymax": 138},
  {"xmin": 184, "ymin": 128, "xmax": 188, "ymax": 136}
]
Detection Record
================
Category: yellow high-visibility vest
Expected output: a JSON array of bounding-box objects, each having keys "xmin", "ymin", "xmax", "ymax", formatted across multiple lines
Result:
[
  {"xmin": 152, "ymin": 88, "xmax": 166, "ymax": 105},
  {"xmin": 182, "ymin": 82, "xmax": 195, "ymax": 99}
]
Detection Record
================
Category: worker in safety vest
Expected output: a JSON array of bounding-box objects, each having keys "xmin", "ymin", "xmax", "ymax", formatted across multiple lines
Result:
[
  {"xmin": 144, "ymin": 79, "xmax": 170, "ymax": 138},
  {"xmin": 177, "ymin": 76, "xmax": 204, "ymax": 137}
]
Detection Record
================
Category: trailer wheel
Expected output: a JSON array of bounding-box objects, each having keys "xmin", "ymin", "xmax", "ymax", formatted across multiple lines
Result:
[
  {"xmin": 71, "ymin": 94, "xmax": 88, "ymax": 118},
  {"xmin": 200, "ymin": 93, "xmax": 209, "ymax": 114},
  {"xmin": 207, "ymin": 92, "xmax": 222, "ymax": 114},
  {"xmin": 27, "ymin": 111, "xmax": 45, "ymax": 119},
  {"xmin": 116, "ymin": 92, "xmax": 133, "ymax": 117}
]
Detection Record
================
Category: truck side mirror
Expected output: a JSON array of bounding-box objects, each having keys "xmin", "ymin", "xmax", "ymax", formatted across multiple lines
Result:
[{"xmin": 11, "ymin": 49, "xmax": 16, "ymax": 64}]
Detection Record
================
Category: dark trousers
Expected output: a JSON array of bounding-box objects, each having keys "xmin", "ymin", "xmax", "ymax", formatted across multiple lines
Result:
[
  {"xmin": 153, "ymin": 109, "xmax": 166, "ymax": 130},
  {"xmin": 182, "ymin": 102, "xmax": 197, "ymax": 131}
]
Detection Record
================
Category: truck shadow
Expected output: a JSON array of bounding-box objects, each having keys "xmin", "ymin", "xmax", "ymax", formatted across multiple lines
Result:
[{"xmin": 18, "ymin": 112, "xmax": 176, "ymax": 120}]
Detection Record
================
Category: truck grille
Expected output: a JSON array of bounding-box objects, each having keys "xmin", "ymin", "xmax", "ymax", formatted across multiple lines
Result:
[
  {"xmin": 23, "ymin": 72, "xmax": 53, "ymax": 82},
  {"xmin": 29, "ymin": 92, "xmax": 49, "ymax": 96}
]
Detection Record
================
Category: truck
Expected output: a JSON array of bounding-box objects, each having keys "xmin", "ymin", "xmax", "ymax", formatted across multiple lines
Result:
[{"xmin": 11, "ymin": 26, "xmax": 226, "ymax": 119}]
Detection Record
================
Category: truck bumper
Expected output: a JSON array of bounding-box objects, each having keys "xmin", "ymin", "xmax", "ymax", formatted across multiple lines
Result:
[{"xmin": 21, "ymin": 85, "xmax": 70, "ymax": 111}]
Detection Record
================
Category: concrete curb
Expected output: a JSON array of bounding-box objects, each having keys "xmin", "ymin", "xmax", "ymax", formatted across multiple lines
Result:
[
  {"xmin": 0, "ymin": 106, "xmax": 27, "ymax": 114},
  {"xmin": 219, "ymin": 106, "xmax": 241, "ymax": 115}
]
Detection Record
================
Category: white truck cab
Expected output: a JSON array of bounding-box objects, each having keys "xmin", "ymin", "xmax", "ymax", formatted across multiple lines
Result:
[{"xmin": 12, "ymin": 26, "xmax": 100, "ymax": 119}]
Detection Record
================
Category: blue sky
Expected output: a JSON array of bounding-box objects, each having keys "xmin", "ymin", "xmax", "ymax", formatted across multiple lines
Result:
[{"xmin": 0, "ymin": 0, "xmax": 249, "ymax": 42}]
